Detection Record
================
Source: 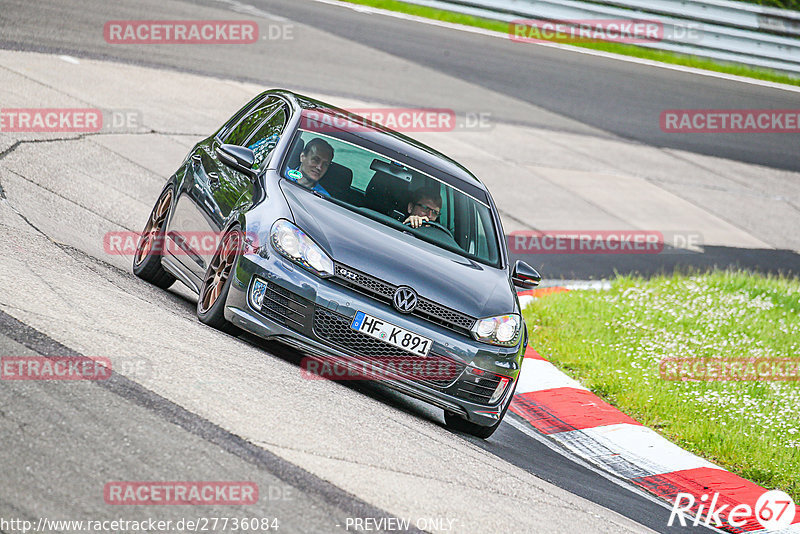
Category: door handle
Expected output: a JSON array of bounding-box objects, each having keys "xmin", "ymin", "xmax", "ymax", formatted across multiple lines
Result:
[
  {"xmin": 191, "ymin": 154, "xmax": 202, "ymax": 162},
  {"xmin": 207, "ymin": 172, "xmax": 220, "ymax": 183}
]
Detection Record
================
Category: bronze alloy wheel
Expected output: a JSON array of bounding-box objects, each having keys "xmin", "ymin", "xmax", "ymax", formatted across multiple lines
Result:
[
  {"xmin": 134, "ymin": 189, "xmax": 173, "ymax": 266},
  {"xmin": 199, "ymin": 230, "xmax": 241, "ymax": 314}
]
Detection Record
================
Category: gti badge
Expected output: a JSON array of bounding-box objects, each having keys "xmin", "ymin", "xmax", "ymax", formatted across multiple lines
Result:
[
  {"xmin": 393, "ymin": 286, "xmax": 418, "ymax": 313},
  {"xmin": 337, "ymin": 267, "xmax": 358, "ymax": 281}
]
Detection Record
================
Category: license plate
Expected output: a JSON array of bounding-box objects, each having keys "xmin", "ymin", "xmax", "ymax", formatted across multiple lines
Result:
[{"xmin": 350, "ymin": 311, "xmax": 432, "ymax": 357}]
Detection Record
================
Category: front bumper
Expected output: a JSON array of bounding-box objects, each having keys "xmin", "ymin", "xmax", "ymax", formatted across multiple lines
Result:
[{"xmin": 224, "ymin": 251, "xmax": 524, "ymax": 428}]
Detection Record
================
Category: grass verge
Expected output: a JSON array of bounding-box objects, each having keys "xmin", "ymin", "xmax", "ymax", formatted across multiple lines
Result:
[
  {"xmin": 522, "ymin": 271, "xmax": 800, "ymax": 501},
  {"xmin": 340, "ymin": 0, "xmax": 800, "ymax": 87}
]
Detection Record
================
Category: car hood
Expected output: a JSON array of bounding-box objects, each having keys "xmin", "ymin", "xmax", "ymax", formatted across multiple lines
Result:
[{"xmin": 279, "ymin": 181, "xmax": 515, "ymax": 318}]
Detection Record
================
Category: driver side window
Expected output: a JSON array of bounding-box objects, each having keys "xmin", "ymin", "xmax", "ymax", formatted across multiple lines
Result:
[
  {"xmin": 223, "ymin": 97, "xmax": 282, "ymax": 146},
  {"xmin": 244, "ymin": 107, "xmax": 288, "ymax": 168}
]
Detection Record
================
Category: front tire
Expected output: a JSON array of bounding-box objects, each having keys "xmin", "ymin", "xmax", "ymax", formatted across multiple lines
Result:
[
  {"xmin": 444, "ymin": 412, "xmax": 502, "ymax": 439},
  {"xmin": 197, "ymin": 226, "xmax": 242, "ymax": 335},
  {"xmin": 133, "ymin": 187, "xmax": 176, "ymax": 289},
  {"xmin": 445, "ymin": 382, "xmax": 517, "ymax": 439}
]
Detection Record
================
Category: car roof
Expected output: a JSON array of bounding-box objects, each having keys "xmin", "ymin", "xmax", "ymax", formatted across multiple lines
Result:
[{"xmin": 263, "ymin": 89, "xmax": 490, "ymax": 195}]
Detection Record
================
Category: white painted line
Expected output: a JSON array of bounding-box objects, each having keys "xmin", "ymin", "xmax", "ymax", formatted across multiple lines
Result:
[
  {"xmin": 553, "ymin": 423, "xmax": 722, "ymax": 478},
  {"xmin": 213, "ymin": 0, "xmax": 289, "ymax": 21},
  {"xmin": 309, "ymin": 0, "xmax": 800, "ymax": 94},
  {"xmin": 515, "ymin": 358, "xmax": 588, "ymax": 394}
]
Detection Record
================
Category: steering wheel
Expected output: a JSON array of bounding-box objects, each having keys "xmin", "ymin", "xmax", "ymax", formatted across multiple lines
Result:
[{"xmin": 421, "ymin": 220, "xmax": 454, "ymax": 239}]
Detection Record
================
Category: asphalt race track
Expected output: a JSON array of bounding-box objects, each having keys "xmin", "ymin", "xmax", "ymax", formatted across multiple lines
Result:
[
  {"xmin": 2, "ymin": 0, "xmax": 799, "ymax": 276},
  {"xmin": 3, "ymin": 0, "xmax": 800, "ymax": 171},
  {"xmin": 0, "ymin": 0, "xmax": 798, "ymax": 532}
]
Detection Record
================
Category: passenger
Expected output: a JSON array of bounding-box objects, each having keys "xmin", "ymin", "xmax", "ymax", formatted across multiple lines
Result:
[
  {"xmin": 287, "ymin": 138, "xmax": 333, "ymax": 196},
  {"xmin": 404, "ymin": 186, "xmax": 442, "ymax": 229}
]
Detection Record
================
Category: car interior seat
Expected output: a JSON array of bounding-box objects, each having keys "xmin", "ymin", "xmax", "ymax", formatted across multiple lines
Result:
[{"xmin": 364, "ymin": 171, "xmax": 412, "ymax": 218}]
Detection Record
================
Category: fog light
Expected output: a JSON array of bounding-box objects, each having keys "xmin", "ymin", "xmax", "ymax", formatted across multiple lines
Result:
[
  {"xmin": 250, "ymin": 278, "xmax": 267, "ymax": 308},
  {"xmin": 488, "ymin": 376, "xmax": 511, "ymax": 404}
]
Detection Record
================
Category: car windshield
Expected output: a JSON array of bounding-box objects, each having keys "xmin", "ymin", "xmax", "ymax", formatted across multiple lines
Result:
[{"xmin": 281, "ymin": 127, "xmax": 501, "ymax": 267}]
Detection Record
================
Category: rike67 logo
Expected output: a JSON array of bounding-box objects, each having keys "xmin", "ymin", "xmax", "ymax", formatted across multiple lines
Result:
[{"xmin": 669, "ymin": 489, "xmax": 797, "ymax": 530}]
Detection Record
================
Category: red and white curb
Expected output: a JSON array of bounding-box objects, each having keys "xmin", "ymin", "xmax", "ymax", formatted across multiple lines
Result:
[{"xmin": 513, "ymin": 287, "xmax": 800, "ymax": 533}]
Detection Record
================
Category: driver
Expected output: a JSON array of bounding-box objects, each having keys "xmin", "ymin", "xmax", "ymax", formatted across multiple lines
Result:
[
  {"xmin": 286, "ymin": 138, "xmax": 333, "ymax": 196},
  {"xmin": 404, "ymin": 186, "xmax": 442, "ymax": 229}
]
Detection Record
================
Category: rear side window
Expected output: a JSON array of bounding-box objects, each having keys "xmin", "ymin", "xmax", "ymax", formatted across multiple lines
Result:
[{"xmin": 223, "ymin": 97, "xmax": 282, "ymax": 146}]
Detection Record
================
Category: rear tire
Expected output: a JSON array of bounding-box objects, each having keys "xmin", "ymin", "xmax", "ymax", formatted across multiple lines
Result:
[
  {"xmin": 197, "ymin": 226, "xmax": 242, "ymax": 336},
  {"xmin": 133, "ymin": 187, "xmax": 176, "ymax": 289}
]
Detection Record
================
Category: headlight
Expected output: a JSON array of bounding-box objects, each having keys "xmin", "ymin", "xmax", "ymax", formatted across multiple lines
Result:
[
  {"xmin": 471, "ymin": 314, "xmax": 521, "ymax": 346},
  {"xmin": 270, "ymin": 220, "xmax": 334, "ymax": 277}
]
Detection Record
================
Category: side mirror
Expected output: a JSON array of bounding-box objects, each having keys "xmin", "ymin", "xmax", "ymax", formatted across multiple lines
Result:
[
  {"xmin": 512, "ymin": 260, "xmax": 541, "ymax": 289},
  {"xmin": 216, "ymin": 144, "xmax": 256, "ymax": 179}
]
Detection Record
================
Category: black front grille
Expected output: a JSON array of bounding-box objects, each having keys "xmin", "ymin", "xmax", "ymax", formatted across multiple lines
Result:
[
  {"xmin": 414, "ymin": 300, "xmax": 474, "ymax": 334},
  {"xmin": 312, "ymin": 307, "xmax": 465, "ymax": 388},
  {"xmin": 332, "ymin": 264, "xmax": 475, "ymax": 336},
  {"xmin": 456, "ymin": 372, "xmax": 503, "ymax": 405},
  {"xmin": 259, "ymin": 282, "xmax": 311, "ymax": 330}
]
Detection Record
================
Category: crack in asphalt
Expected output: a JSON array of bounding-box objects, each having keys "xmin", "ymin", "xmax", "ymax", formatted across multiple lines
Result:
[
  {"xmin": 0, "ymin": 130, "xmax": 204, "ymax": 163},
  {"xmin": 251, "ymin": 437, "xmax": 563, "ymax": 504},
  {"xmin": 0, "ymin": 181, "xmax": 198, "ymax": 330},
  {"xmin": 0, "ymin": 239, "xmax": 202, "ymax": 341},
  {"xmin": 497, "ymin": 208, "xmax": 539, "ymax": 232},
  {"xmin": 0, "ymin": 62, "xmax": 203, "ymax": 139},
  {"xmin": 0, "ymin": 202, "xmax": 90, "ymax": 317},
  {"xmin": 53, "ymin": 243, "xmax": 209, "ymax": 325},
  {"xmin": 4, "ymin": 168, "xmax": 140, "ymax": 232},
  {"xmin": 0, "ymin": 308, "xmax": 427, "ymax": 534},
  {"xmin": 0, "ymin": 406, "xmax": 28, "ymax": 434},
  {"xmin": 0, "ymin": 61, "xmax": 98, "ymax": 109},
  {"xmin": 0, "ymin": 140, "xmax": 22, "ymax": 161},
  {"xmin": 526, "ymin": 132, "xmax": 787, "ymax": 249},
  {"xmin": 85, "ymin": 136, "xmax": 193, "ymax": 184}
]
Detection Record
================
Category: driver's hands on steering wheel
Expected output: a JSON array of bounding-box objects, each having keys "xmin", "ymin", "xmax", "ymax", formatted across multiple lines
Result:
[{"xmin": 403, "ymin": 214, "xmax": 429, "ymax": 228}]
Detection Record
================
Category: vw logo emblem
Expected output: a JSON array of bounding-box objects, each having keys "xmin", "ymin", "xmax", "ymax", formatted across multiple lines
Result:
[{"xmin": 393, "ymin": 286, "xmax": 418, "ymax": 313}]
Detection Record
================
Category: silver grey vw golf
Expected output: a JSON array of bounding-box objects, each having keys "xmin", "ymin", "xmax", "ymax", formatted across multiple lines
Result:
[{"xmin": 133, "ymin": 90, "xmax": 541, "ymax": 438}]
